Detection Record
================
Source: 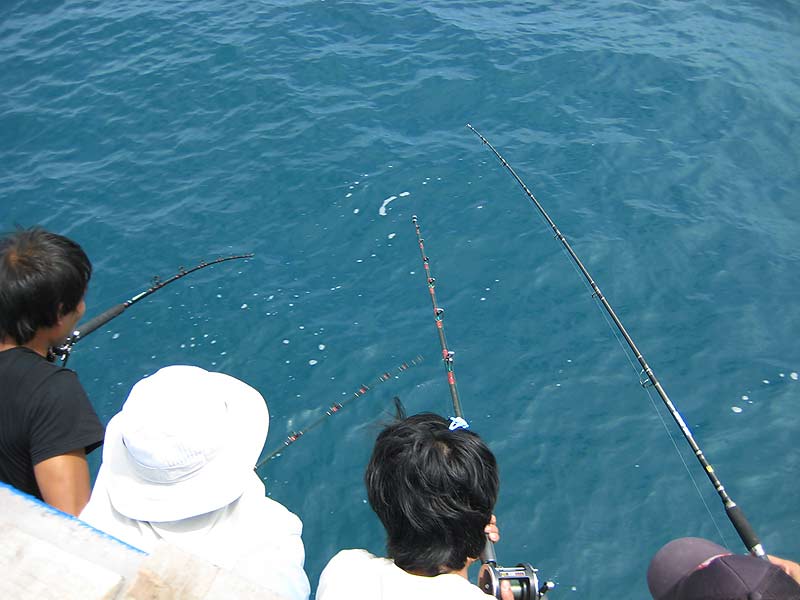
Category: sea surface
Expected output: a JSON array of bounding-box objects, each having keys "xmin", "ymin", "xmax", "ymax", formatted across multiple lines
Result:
[{"xmin": 2, "ymin": 1, "xmax": 799, "ymax": 597}]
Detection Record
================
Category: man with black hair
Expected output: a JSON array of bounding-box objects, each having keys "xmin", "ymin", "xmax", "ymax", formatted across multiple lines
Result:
[
  {"xmin": 317, "ymin": 412, "xmax": 511, "ymax": 599},
  {"xmin": 0, "ymin": 227, "xmax": 104, "ymax": 516}
]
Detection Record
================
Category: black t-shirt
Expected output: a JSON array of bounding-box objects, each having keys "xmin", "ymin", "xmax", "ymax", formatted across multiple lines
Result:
[{"xmin": 0, "ymin": 347, "xmax": 105, "ymax": 499}]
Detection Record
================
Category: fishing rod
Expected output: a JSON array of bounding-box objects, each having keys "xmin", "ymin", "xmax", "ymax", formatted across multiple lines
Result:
[
  {"xmin": 467, "ymin": 123, "xmax": 765, "ymax": 559},
  {"xmin": 411, "ymin": 216, "xmax": 553, "ymax": 600},
  {"xmin": 411, "ymin": 215, "xmax": 464, "ymax": 420},
  {"xmin": 255, "ymin": 355, "xmax": 424, "ymax": 470},
  {"xmin": 50, "ymin": 254, "xmax": 254, "ymax": 366}
]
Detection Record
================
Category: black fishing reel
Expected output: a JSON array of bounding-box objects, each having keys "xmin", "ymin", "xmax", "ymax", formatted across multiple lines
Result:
[
  {"xmin": 478, "ymin": 542, "xmax": 554, "ymax": 600},
  {"xmin": 47, "ymin": 340, "xmax": 74, "ymax": 363}
]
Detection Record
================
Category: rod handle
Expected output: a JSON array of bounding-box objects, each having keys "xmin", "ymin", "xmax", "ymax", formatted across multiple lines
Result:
[
  {"xmin": 74, "ymin": 303, "xmax": 127, "ymax": 339},
  {"xmin": 726, "ymin": 503, "xmax": 765, "ymax": 558}
]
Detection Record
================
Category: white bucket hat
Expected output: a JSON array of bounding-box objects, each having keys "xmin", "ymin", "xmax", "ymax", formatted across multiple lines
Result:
[{"xmin": 100, "ymin": 365, "xmax": 269, "ymax": 522}]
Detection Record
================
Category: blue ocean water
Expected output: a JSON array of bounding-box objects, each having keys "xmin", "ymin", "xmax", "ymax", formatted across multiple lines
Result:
[{"xmin": 2, "ymin": 1, "xmax": 799, "ymax": 597}]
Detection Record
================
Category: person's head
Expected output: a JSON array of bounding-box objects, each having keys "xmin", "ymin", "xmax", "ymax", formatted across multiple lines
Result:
[
  {"xmin": 365, "ymin": 412, "xmax": 499, "ymax": 576},
  {"xmin": 97, "ymin": 365, "xmax": 269, "ymax": 522},
  {"xmin": 0, "ymin": 227, "xmax": 92, "ymax": 345},
  {"xmin": 647, "ymin": 537, "xmax": 800, "ymax": 600}
]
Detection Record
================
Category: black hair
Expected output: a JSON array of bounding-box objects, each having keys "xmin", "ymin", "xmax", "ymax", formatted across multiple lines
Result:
[
  {"xmin": 365, "ymin": 412, "xmax": 499, "ymax": 576},
  {"xmin": 0, "ymin": 227, "xmax": 92, "ymax": 344}
]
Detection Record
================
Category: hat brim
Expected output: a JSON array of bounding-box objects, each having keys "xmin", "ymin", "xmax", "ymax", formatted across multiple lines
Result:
[{"xmin": 100, "ymin": 367, "xmax": 269, "ymax": 522}]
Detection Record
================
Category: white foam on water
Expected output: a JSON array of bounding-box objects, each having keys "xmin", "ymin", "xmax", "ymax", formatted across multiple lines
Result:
[
  {"xmin": 388, "ymin": 233, "xmax": 396, "ymax": 239},
  {"xmin": 241, "ymin": 303, "xmax": 248, "ymax": 309},
  {"xmin": 741, "ymin": 395, "xmax": 749, "ymax": 401},
  {"xmin": 731, "ymin": 406, "xmax": 743, "ymax": 413},
  {"xmin": 267, "ymin": 295, "xmax": 274, "ymax": 300},
  {"xmin": 353, "ymin": 208, "xmax": 360, "ymax": 214},
  {"xmin": 356, "ymin": 259, "xmax": 363, "ymax": 263},
  {"xmin": 791, "ymin": 372, "xmax": 798, "ymax": 380},
  {"xmin": 318, "ymin": 344, "xmax": 326, "ymax": 350},
  {"xmin": 399, "ymin": 191, "xmax": 410, "ymax": 197},
  {"xmin": 299, "ymin": 325, "xmax": 305, "ymax": 330},
  {"xmin": 378, "ymin": 195, "xmax": 397, "ymax": 216},
  {"xmin": 309, "ymin": 359, "xmax": 318, "ymax": 366},
  {"xmin": 112, "ymin": 333, "xmax": 120, "ymax": 340},
  {"xmin": 345, "ymin": 192, "xmax": 352, "ymax": 198},
  {"xmin": 282, "ymin": 339, "xmax": 290, "ymax": 344},
  {"xmin": 762, "ymin": 379, "xmax": 770, "ymax": 384},
  {"xmin": 480, "ymin": 297, "xmax": 486, "ymax": 301}
]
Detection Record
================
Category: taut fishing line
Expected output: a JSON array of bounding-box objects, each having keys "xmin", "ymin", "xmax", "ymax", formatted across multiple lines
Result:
[
  {"xmin": 467, "ymin": 124, "xmax": 765, "ymax": 558},
  {"xmin": 412, "ymin": 216, "xmax": 554, "ymax": 600},
  {"xmin": 50, "ymin": 254, "xmax": 254, "ymax": 366}
]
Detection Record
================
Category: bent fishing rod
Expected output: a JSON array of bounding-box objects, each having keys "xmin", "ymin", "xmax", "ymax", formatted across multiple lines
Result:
[
  {"xmin": 467, "ymin": 123, "xmax": 765, "ymax": 558},
  {"xmin": 50, "ymin": 254, "xmax": 254, "ymax": 366},
  {"xmin": 412, "ymin": 216, "xmax": 554, "ymax": 600},
  {"xmin": 254, "ymin": 355, "xmax": 424, "ymax": 471}
]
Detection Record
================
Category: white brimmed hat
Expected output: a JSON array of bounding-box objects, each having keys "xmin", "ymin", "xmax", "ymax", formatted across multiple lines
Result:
[{"xmin": 100, "ymin": 365, "xmax": 269, "ymax": 522}]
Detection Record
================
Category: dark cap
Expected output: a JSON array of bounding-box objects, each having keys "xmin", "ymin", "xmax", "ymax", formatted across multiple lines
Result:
[{"xmin": 647, "ymin": 537, "xmax": 800, "ymax": 600}]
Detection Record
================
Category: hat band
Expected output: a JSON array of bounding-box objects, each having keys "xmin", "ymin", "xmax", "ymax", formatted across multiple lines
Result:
[{"xmin": 123, "ymin": 438, "xmax": 213, "ymax": 484}]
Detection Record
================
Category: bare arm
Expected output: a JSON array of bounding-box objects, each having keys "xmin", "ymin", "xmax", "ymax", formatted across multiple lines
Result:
[
  {"xmin": 33, "ymin": 449, "xmax": 92, "ymax": 516},
  {"xmin": 768, "ymin": 555, "xmax": 800, "ymax": 585}
]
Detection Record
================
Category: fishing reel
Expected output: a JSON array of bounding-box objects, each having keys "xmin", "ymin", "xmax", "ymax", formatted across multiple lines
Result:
[
  {"xmin": 47, "ymin": 337, "xmax": 76, "ymax": 364},
  {"xmin": 478, "ymin": 543, "xmax": 554, "ymax": 600}
]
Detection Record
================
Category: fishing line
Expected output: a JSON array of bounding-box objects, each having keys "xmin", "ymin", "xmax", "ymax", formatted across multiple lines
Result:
[
  {"xmin": 552, "ymin": 229, "xmax": 728, "ymax": 544},
  {"xmin": 50, "ymin": 254, "xmax": 254, "ymax": 366},
  {"xmin": 588, "ymin": 279, "xmax": 730, "ymax": 547},
  {"xmin": 254, "ymin": 355, "xmax": 424, "ymax": 470},
  {"xmin": 467, "ymin": 123, "xmax": 764, "ymax": 557}
]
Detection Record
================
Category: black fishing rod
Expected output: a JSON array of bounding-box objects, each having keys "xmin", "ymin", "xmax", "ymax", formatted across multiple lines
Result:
[
  {"xmin": 50, "ymin": 254, "xmax": 254, "ymax": 366},
  {"xmin": 411, "ymin": 215, "xmax": 464, "ymax": 420},
  {"xmin": 467, "ymin": 123, "xmax": 765, "ymax": 559},
  {"xmin": 254, "ymin": 355, "xmax": 424, "ymax": 470},
  {"xmin": 411, "ymin": 216, "xmax": 553, "ymax": 600}
]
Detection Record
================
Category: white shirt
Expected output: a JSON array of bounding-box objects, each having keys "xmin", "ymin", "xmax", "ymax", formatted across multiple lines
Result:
[
  {"xmin": 81, "ymin": 471, "xmax": 310, "ymax": 600},
  {"xmin": 316, "ymin": 549, "xmax": 493, "ymax": 600}
]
